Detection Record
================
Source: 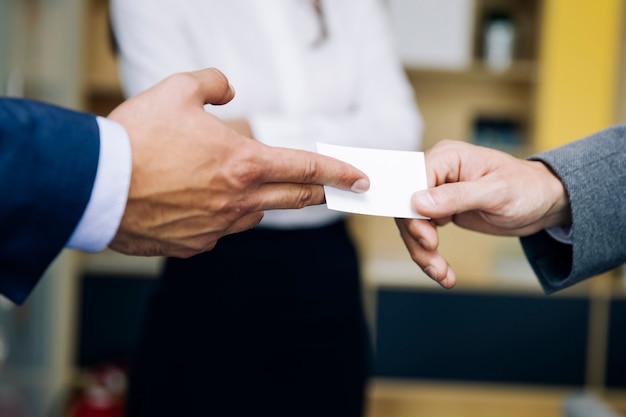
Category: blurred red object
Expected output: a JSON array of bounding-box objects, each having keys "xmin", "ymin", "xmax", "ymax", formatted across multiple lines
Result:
[
  {"xmin": 68, "ymin": 365, "xmax": 127, "ymax": 417},
  {"xmin": 69, "ymin": 384, "xmax": 124, "ymax": 417}
]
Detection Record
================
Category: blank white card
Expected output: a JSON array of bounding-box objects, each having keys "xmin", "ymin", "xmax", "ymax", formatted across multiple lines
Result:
[{"xmin": 317, "ymin": 143, "xmax": 429, "ymax": 219}]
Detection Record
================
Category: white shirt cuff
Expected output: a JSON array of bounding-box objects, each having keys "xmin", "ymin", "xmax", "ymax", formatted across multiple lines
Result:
[
  {"xmin": 66, "ymin": 116, "xmax": 132, "ymax": 252},
  {"xmin": 545, "ymin": 225, "xmax": 573, "ymax": 245}
]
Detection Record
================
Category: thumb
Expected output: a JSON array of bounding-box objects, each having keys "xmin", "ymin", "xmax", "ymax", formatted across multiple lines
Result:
[
  {"xmin": 412, "ymin": 181, "xmax": 488, "ymax": 218},
  {"xmin": 189, "ymin": 67, "xmax": 236, "ymax": 106}
]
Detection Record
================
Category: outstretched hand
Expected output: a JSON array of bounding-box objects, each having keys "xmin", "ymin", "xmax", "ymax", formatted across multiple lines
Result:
[
  {"xmin": 108, "ymin": 68, "xmax": 369, "ymax": 258},
  {"xmin": 396, "ymin": 140, "xmax": 571, "ymax": 288}
]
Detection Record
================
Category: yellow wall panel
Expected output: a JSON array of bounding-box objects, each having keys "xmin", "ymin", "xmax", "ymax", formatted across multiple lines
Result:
[{"xmin": 534, "ymin": 0, "xmax": 622, "ymax": 150}]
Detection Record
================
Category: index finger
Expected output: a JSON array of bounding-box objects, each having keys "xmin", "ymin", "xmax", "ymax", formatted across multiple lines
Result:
[{"xmin": 261, "ymin": 147, "xmax": 370, "ymax": 193}]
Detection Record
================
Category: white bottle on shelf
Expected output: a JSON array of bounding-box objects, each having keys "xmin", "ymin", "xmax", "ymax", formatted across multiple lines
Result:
[{"xmin": 484, "ymin": 12, "xmax": 515, "ymax": 72}]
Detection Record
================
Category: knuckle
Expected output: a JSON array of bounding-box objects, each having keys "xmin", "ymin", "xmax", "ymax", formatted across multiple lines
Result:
[
  {"xmin": 178, "ymin": 250, "xmax": 196, "ymax": 259},
  {"xmin": 181, "ymin": 244, "xmax": 204, "ymax": 258},
  {"xmin": 232, "ymin": 162, "xmax": 260, "ymax": 185},
  {"xmin": 187, "ymin": 237, "xmax": 218, "ymax": 256},
  {"xmin": 302, "ymin": 158, "xmax": 319, "ymax": 183},
  {"xmin": 293, "ymin": 186, "xmax": 315, "ymax": 209},
  {"xmin": 202, "ymin": 240, "xmax": 218, "ymax": 252},
  {"xmin": 167, "ymin": 72, "xmax": 200, "ymax": 95},
  {"xmin": 405, "ymin": 219, "xmax": 421, "ymax": 236},
  {"xmin": 409, "ymin": 250, "xmax": 422, "ymax": 265},
  {"xmin": 435, "ymin": 139, "xmax": 455, "ymax": 152},
  {"xmin": 229, "ymin": 150, "xmax": 262, "ymax": 186}
]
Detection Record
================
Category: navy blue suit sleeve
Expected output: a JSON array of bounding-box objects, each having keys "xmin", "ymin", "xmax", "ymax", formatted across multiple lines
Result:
[{"xmin": 0, "ymin": 98, "xmax": 100, "ymax": 304}]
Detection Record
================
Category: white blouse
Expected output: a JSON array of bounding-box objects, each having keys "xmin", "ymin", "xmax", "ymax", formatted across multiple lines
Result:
[{"xmin": 111, "ymin": 0, "xmax": 423, "ymax": 228}]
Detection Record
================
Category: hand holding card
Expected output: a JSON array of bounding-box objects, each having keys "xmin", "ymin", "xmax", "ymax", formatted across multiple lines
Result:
[{"xmin": 317, "ymin": 143, "xmax": 429, "ymax": 219}]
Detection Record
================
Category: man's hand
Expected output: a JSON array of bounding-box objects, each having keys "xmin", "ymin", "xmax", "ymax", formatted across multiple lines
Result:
[
  {"xmin": 107, "ymin": 68, "xmax": 369, "ymax": 258},
  {"xmin": 396, "ymin": 140, "xmax": 571, "ymax": 289}
]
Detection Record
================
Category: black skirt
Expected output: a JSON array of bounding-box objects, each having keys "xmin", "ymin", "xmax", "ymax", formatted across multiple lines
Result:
[{"xmin": 126, "ymin": 219, "xmax": 371, "ymax": 417}]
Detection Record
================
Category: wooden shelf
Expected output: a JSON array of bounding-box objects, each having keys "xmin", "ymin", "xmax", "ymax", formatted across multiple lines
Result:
[
  {"xmin": 84, "ymin": 0, "xmax": 121, "ymax": 103},
  {"xmin": 366, "ymin": 379, "xmax": 626, "ymax": 417},
  {"xmin": 406, "ymin": 60, "xmax": 537, "ymax": 85},
  {"xmin": 81, "ymin": 249, "xmax": 163, "ymax": 278}
]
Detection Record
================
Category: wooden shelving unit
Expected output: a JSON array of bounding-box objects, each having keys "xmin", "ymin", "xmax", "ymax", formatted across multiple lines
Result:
[{"xmin": 83, "ymin": 0, "xmax": 123, "ymax": 116}]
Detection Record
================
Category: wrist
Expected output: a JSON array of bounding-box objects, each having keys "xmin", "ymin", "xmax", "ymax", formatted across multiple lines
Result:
[{"xmin": 535, "ymin": 161, "xmax": 572, "ymax": 229}]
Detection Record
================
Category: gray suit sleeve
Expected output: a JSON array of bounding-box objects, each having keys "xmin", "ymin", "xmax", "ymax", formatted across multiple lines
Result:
[{"xmin": 520, "ymin": 124, "xmax": 626, "ymax": 293}]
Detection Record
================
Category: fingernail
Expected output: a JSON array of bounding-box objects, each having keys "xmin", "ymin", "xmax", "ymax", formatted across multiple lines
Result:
[
  {"xmin": 351, "ymin": 178, "xmax": 370, "ymax": 193},
  {"xmin": 229, "ymin": 83, "xmax": 236, "ymax": 96},
  {"xmin": 413, "ymin": 190, "xmax": 436, "ymax": 208}
]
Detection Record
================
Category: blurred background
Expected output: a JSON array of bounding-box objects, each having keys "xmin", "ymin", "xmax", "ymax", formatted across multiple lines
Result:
[{"xmin": 2, "ymin": 0, "xmax": 626, "ymax": 416}]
